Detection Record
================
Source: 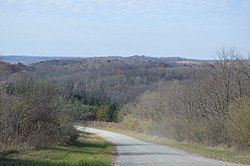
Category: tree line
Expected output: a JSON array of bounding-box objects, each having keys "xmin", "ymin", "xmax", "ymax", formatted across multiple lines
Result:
[{"xmin": 30, "ymin": 56, "xmax": 208, "ymax": 104}]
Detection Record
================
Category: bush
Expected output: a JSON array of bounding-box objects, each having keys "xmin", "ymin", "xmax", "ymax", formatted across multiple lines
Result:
[
  {"xmin": 0, "ymin": 75, "xmax": 78, "ymax": 147},
  {"xmin": 227, "ymin": 98, "xmax": 250, "ymax": 148},
  {"xmin": 96, "ymin": 104, "xmax": 119, "ymax": 122},
  {"xmin": 96, "ymin": 105, "xmax": 110, "ymax": 121},
  {"xmin": 121, "ymin": 115, "xmax": 139, "ymax": 131},
  {"xmin": 139, "ymin": 119, "xmax": 154, "ymax": 135}
]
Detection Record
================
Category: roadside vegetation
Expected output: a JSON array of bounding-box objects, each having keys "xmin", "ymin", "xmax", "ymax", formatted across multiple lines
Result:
[
  {"xmin": 0, "ymin": 131, "xmax": 113, "ymax": 166},
  {"xmin": 0, "ymin": 74, "xmax": 77, "ymax": 147}
]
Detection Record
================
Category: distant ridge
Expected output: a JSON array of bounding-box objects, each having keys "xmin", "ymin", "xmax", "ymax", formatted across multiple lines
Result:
[
  {"xmin": 1, "ymin": 55, "xmax": 211, "ymax": 65},
  {"xmin": 1, "ymin": 55, "xmax": 73, "ymax": 65}
]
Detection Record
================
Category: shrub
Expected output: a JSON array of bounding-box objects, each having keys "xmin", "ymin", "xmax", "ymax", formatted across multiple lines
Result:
[
  {"xmin": 96, "ymin": 105, "xmax": 110, "ymax": 121},
  {"xmin": 96, "ymin": 104, "xmax": 119, "ymax": 122},
  {"xmin": 121, "ymin": 115, "xmax": 139, "ymax": 131},
  {"xmin": 0, "ymin": 75, "xmax": 78, "ymax": 147},
  {"xmin": 227, "ymin": 98, "xmax": 250, "ymax": 148},
  {"xmin": 139, "ymin": 119, "xmax": 154, "ymax": 135}
]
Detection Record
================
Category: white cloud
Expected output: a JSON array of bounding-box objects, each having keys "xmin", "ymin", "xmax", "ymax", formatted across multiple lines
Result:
[{"xmin": 0, "ymin": 0, "xmax": 248, "ymax": 28}]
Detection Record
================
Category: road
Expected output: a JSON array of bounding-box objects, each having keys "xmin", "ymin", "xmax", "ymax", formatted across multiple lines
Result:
[{"xmin": 76, "ymin": 126, "xmax": 246, "ymax": 166}]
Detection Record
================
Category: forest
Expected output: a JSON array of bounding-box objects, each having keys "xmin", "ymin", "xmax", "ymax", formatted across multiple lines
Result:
[{"xmin": 0, "ymin": 47, "xmax": 249, "ymax": 150}]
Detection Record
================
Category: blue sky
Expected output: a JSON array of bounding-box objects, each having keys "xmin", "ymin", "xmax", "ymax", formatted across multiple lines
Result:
[{"xmin": 0, "ymin": 0, "xmax": 250, "ymax": 59}]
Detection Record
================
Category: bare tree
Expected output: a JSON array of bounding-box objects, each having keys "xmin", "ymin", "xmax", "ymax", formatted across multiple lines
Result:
[{"xmin": 120, "ymin": 47, "xmax": 250, "ymax": 147}]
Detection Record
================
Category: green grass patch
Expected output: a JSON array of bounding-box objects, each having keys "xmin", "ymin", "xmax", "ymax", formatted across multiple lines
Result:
[
  {"xmin": 98, "ymin": 127, "xmax": 250, "ymax": 164},
  {"xmin": 0, "ymin": 131, "xmax": 113, "ymax": 166}
]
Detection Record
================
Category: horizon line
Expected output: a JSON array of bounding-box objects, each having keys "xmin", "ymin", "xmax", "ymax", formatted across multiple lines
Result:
[{"xmin": 1, "ymin": 54, "xmax": 213, "ymax": 61}]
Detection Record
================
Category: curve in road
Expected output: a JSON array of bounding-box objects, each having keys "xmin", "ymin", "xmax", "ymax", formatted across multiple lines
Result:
[{"xmin": 76, "ymin": 126, "xmax": 246, "ymax": 166}]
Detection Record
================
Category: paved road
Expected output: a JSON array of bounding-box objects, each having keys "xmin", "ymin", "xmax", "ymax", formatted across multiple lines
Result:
[{"xmin": 76, "ymin": 126, "xmax": 246, "ymax": 166}]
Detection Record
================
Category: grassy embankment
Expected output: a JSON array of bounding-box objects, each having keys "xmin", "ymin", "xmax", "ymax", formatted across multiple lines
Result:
[
  {"xmin": 0, "ymin": 132, "xmax": 113, "ymax": 166},
  {"xmin": 93, "ymin": 123, "xmax": 250, "ymax": 164}
]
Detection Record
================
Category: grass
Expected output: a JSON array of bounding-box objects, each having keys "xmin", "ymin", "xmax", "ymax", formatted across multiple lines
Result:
[
  {"xmin": 98, "ymin": 127, "xmax": 250, "ymax": 164},
  {"xmin": 0, "ymin": 131, "xmax": 113, "ymax": 166}
]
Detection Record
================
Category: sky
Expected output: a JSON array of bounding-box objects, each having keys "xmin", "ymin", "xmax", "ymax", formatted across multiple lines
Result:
[{"xmin": 0, "ymin": 0, "xmax": 250, "ymax": 59}]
